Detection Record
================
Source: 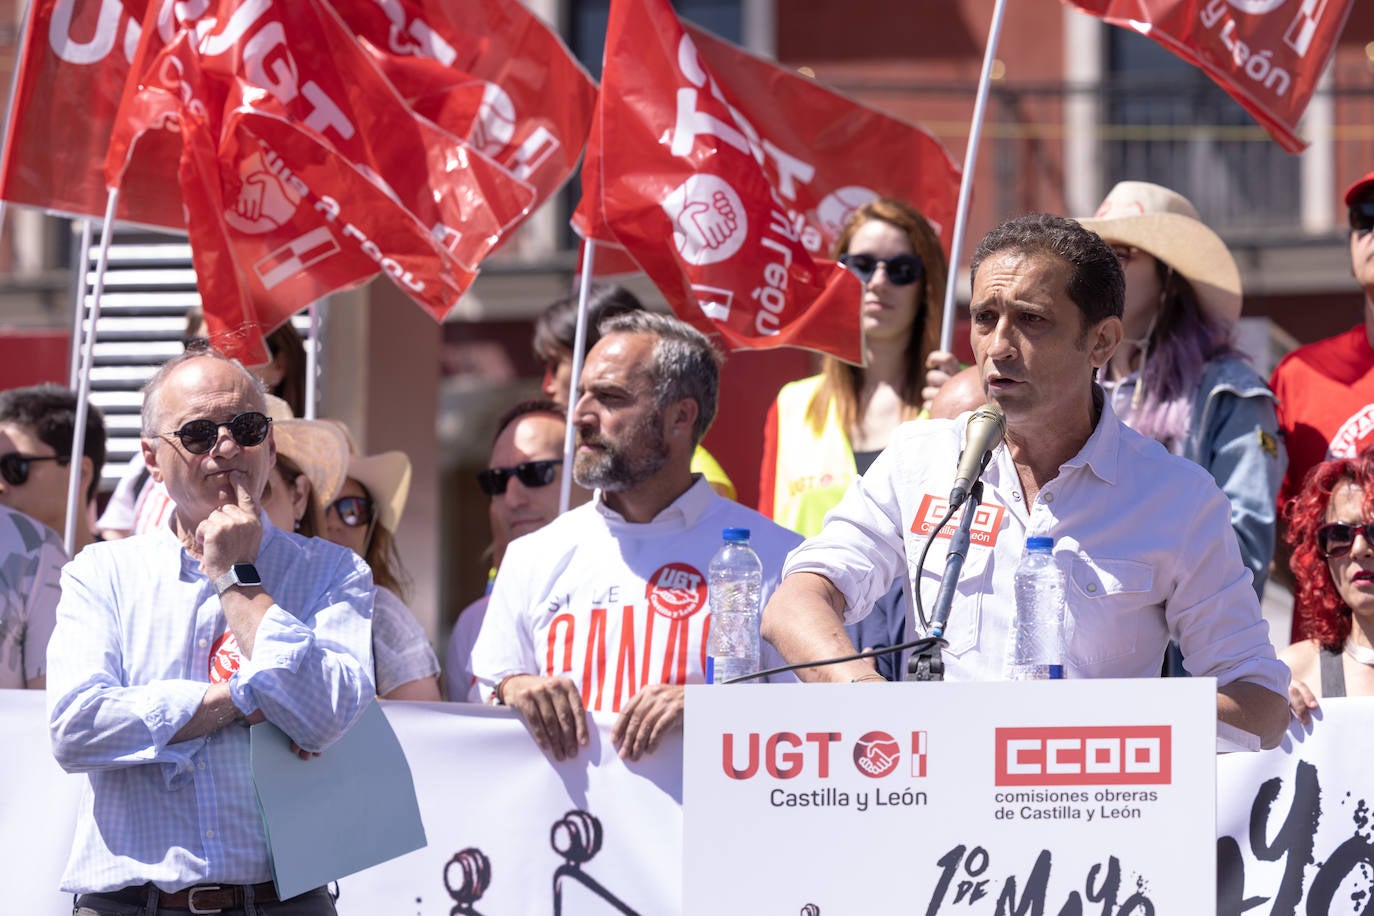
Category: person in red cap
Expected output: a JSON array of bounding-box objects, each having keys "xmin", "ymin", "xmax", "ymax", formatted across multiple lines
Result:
[{"xmin": 1269, "ymin": 170, "xmax": 1374, "ymax": 639}]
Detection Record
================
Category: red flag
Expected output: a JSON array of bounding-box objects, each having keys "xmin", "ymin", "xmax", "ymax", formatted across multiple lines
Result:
[
  {"xmin": 575, "ymin": 0, "xmax": 959, "ymax": 362},
  {"xmin": 331, "ymin": 0, "xmax": 597, "ymax": 232},
  {"xmin": 1065, "ymin": 0, "xmax": 1355, "ymax": 153},
  {"xmin": 0, "ymin": 0, "xmax": 183, "ymax": 226},
  {"xmin": 105, "ymin": 1, "xmax": 534, "ymax": 364}
]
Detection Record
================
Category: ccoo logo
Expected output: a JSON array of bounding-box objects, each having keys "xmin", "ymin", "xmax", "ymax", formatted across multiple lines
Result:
[{"xmin": 995, "ymin": 726, "xmax": 1172, "ymax": 786}]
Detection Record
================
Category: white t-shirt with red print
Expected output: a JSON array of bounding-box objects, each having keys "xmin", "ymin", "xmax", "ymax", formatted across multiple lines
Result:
[{"xmin": 472, "ymin": 477, "xmax": 802, "ymax": 710}]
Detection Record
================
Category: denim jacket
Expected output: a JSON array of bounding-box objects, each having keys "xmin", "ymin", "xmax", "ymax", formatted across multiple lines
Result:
[{"xmin": 1107, "ymin": 356, "xmax": 1286, "ymax": 600}]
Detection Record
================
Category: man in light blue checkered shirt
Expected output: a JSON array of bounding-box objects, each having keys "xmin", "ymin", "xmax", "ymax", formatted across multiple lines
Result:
[{"xmin": 47, "ymin": 350, "xmax": 376, "ymax": 915}]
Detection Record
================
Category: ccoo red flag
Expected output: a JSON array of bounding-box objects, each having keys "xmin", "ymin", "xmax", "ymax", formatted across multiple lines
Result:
[
  {"xmin": 0, "ymin": 0, "xmax": 183, "ymax": 227},
  {"xmin": 574, "ymin": 0, "xmax": 960, "ymax": 362},
  {"xmin": 1065, "ymin": 0, "xmax": 1356, "ymax": 153}
]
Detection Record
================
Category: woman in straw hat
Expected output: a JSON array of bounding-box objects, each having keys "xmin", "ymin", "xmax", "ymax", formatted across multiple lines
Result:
[
  {"xmin": 1078, "ymin": 180, "xmax": 1285, "ymax": 605},
  {"xmin": 258, "ymin": 407, "xmax": 350, "ymax": 539},
  {"xmin": 324, "ymin": 442, "xmax": 442, "ymax": 701}
]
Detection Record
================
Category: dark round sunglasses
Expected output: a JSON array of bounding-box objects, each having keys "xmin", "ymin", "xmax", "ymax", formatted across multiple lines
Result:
[
  {"xmin": 327, "ymin": 495, "xmax": 375, "ymax": 528},
  {"xmin": 476, "ymin": 459, "xmax": 560, "ymax": 497},
  {"xmin": 163, "ymin": 412, "xmax": 271, "ymax": 455},
  {"xmin": 0, "ymin": 452, "xmax": 70, "ymax": 487},
  {"xmin": 1316, "ymin": 520, "xmax": 1374, "ymax": 559},
  {"xmin": 838, "ymin": 252, "xmax": 924, "ymax": 287}
]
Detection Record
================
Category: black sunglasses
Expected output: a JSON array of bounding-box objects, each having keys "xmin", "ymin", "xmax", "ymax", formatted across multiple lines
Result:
[
  {"xmin": 0, "ymin": 452, "xmax": 70, "ymax": 487},
  {"xmin": 476, "ymin": 459, "xmax": 560, "ymax": 496},
  {"xmin": 327, "ymin": 495, "xmax": 374, "ymax": 528},
  {"xmin": 163, "ymin": 412, "xmax": 271, "ymax": 455},
  {"xmin": 1317, "ymin": 520, "xmax": 1374, "ymax": 559},
  {"xmin": 1350, "ymin": 203, "xmax": 1374, "ymax": 236},
  {"xmin": 839, "ymin": 252, "xmax": 924, "ymax": 287}
]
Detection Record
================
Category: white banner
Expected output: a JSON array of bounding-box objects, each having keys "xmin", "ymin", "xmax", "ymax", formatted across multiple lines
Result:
[
  {"xmin": 1217, "ymin": 698, "xmax": 1374, "ymax": 915},
  {"xmin": 683, "ymin": 680, "xmax": 1217, "ymax": 913},
  {"xmin": 9, "ymin": 688, "xmax": 1374, "ymax": 913}
]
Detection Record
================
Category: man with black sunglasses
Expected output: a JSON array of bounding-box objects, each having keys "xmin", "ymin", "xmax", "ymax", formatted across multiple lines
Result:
[
  {"xmin": 445, "ymin": 399, "xmax": 588, "ymax": 701},
  {"xmin": 0, "ymin": 383, "xmax": 107, "ymax": 554},
  {"xmin": 472, "ymin": 312, "xmax": 802, "ymax": 762},
  {"xmin": 1270, "ymin": 170, "xmax": 1374, "ymax": 639},
  {"xmin": 46, "ymin": 350, "xmax": 375, "ymax": 915}
]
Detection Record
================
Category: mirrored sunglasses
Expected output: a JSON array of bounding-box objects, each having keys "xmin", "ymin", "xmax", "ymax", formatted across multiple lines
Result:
[
  {"xmin": 838, "ymin": 252, "xmax": 924, "ymax": 287},
  {"xmin": 326, "ymin": 495, "xmax": 374, "ymax": 528},
  {"xmin": 476, "ymin": 459, "xmax": 560, "ymax": 497},
  {"xmin": 1349, "ymin": 202, "xmax": 1374, "ymax": 236},
  {"xmin": 1316, "ymin": 520, "xmax": 1374, "ymax": 559},
  {"xmin": 0, "ymin": 452, "xmax": 70, "ymax": 487},
  {"xmin": 164, "ymin": 412, "xmax": 271, "ymax": 455}
]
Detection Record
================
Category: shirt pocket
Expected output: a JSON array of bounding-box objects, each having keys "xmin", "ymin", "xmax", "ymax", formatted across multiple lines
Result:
[
  {"xmin": 1064, "ymin": 555, "xmax": 1154, "ymax": 671},
  {"xmin": 910, "ymin": 540, "xmax": 993, "ymax": 657}
]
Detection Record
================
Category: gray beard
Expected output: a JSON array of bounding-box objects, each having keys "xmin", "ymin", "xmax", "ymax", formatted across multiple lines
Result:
[{"xmin": 574, "ymin": 413, "xmax": 670, "ymax": 492}]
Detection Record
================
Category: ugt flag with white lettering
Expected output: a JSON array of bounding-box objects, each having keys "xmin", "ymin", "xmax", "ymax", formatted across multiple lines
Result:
[
  {"xmin": 334, "ymin": 0, "xmax": 597, "ymax": 248},
  {"xmin": 0, "ymin": 0, "xmax": 183, "ymax": 227},
  {"xmin": 578, "ymin": 0, "xmax": 869, "ymax": 362},
  {"xmin": 1065, "ymin": 0, "xmax": 1356, "ymax": 153},
  {"xmin": 106, "ymin": 0, "xmax": 535, "ymax": 365}
]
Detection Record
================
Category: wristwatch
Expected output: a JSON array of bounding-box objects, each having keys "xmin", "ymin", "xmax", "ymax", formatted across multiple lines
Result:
[{"xmin": 214, "ymin": 563, "xmax": 263, "ymax": 596}]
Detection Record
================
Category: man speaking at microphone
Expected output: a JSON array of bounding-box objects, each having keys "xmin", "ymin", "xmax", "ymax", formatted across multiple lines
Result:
[{"xmin": 761, "ymin": 213, "xmax": 1290, "ymax": 750}]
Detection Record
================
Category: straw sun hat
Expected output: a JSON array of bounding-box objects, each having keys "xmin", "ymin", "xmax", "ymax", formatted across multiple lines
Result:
[
  {"xmin": 1077, "ymin": 181, "xmax": 1242, "ymax": 327},
  {"xmin": 262, "ymin": 396, "xmax": 350, "ymax": 505},
  {"xmin": 333, "ymin": 424, "xmax": 412, "ymax": 534}
]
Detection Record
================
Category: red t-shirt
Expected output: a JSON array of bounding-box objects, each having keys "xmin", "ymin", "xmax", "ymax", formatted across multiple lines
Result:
[{"xmin": 1270, "ymin": 324, "xmax": 1374, "ymax": 509}]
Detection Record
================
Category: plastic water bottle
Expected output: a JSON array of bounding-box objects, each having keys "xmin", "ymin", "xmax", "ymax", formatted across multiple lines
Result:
[
  {"xmin": 1007, "ymin": 536, "xmax": 1067, "ymax": 680},
  {"xmin": 706, "ymin": 527, "xmax": 763, "ymax": 684}
]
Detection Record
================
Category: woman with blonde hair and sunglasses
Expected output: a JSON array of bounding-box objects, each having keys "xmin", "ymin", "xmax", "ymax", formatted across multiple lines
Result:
[
  {"xmin": 758, "ymin": 198, "xmax": 955, "ymax": 680},
  {"xmin": 324, "ymin": 443, "xmax": 442, "ymax": 701},
  {"xmin": 1282, "ymin": 450, "xmax": 1374, "ymax": 722}
]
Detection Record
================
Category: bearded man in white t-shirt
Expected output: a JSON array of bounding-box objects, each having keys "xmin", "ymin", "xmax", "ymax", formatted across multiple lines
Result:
[{"xmin": 472, "ymin": 311, "xmax": 801, "ymax": 762}]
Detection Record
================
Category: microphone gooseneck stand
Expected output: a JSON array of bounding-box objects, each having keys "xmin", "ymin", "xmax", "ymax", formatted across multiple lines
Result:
[{"xmin": 907, "ymin": 481, "xmax": 983, "ymax": 682}]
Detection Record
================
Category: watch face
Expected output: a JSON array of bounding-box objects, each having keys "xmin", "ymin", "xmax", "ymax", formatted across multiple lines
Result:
[{"xmin": 233, "ymin": 564, "xmax": 262, "ymax": 587}]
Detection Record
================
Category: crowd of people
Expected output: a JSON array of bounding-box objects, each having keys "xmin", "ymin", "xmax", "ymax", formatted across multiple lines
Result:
[{"xmin": 3, "ymin": 172, "xmax": 1374, "ymax": 911}]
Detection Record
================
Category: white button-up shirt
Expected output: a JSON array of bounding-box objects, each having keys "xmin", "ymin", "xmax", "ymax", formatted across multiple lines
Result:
[
  {"xmin": 784, "ymin": 396, "xmax": 1289, "ymax": 695},
  {"xmin": 47, "ymin": 520, "xmax": 375, "ymax": 893}
]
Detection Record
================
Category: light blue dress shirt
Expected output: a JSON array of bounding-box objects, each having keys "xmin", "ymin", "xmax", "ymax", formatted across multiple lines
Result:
[{"xmin": 47, "ymin": 520, "xmax": 375, "ymax": 893}]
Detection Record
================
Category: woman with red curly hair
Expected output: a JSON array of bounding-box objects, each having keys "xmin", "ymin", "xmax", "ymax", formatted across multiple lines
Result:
[{"xmin": 1280, "ymin": 449, "xmax": 1374, "ymax": 721}]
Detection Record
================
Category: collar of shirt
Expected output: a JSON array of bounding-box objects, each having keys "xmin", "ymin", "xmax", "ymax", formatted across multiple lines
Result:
[
  {"xmin": 1057, "ymin": 385, "xmax": 1122, "ymax": 487},
  {"xmin": 591, "ymin": 474, "xmax": 713, "ymax": 529}
]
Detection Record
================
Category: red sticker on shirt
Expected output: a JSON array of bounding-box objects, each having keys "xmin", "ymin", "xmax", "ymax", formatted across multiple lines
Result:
[
  {"xmin": 208, "ymin": 631, "xmax": 242, "ymax": 684},
  {"xmin": 645, "ymin": 562, "xmax": 707, "ymax": 620},
  {"xmin": 911, "ymin": 494, "xmax": 1006, "ymax": 547}
]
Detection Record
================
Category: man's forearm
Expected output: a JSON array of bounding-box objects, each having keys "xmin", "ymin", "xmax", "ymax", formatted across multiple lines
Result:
[
  {"xmin": 1218, "ymin": 680, "xmax": 1291, "ymax": 750},
  {"xmin": 761, "ymin": 572, "xmax": 877, "ymax": 682},
  {"xmin": 171, "ymin": 682, "xmax": 245, "ymax": 743}
]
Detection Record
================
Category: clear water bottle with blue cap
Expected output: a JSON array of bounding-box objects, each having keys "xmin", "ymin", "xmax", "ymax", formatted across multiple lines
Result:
[
  {"xmin": 706, "ymin": 527, "xmax": 762, "ymax": 684},
  {"xmin": 1007, "ymin": 535, "xmax": 1067, "ymax": 679}
]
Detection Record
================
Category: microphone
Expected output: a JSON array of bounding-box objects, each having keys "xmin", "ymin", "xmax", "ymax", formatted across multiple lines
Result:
[{"xmin": 949, "ymin": 402, "xmax": 1005, "ymax": 509}]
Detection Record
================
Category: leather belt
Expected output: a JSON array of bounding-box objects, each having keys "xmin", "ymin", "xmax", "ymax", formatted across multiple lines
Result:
[{"xmin": 156, "ymin": 882, "xmax": 281, "ymax": 912}]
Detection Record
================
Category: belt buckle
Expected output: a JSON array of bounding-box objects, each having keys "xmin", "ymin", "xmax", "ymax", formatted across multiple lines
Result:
[{"xmin": 187, "ymin": 885, "xmax": 224, "ymax": 914}]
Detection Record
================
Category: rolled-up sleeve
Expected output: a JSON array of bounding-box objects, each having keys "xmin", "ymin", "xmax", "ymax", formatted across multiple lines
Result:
[
  {"xmin": 782, "ymin": 448, "xmax": 912, "ymax": 625},
  {"xmin": 229, "ymin": 553, "xmax": 376, "ymax": 753}
]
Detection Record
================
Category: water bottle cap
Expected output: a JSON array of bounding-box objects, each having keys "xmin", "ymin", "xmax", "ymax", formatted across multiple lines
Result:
[
  {"xmin": 1025, "ymin": 536, "xmax": 1054, "ymax": 551},
  {"xmin": 722, "ymin": 527, "xmax": 751, "ymax": 541}
]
